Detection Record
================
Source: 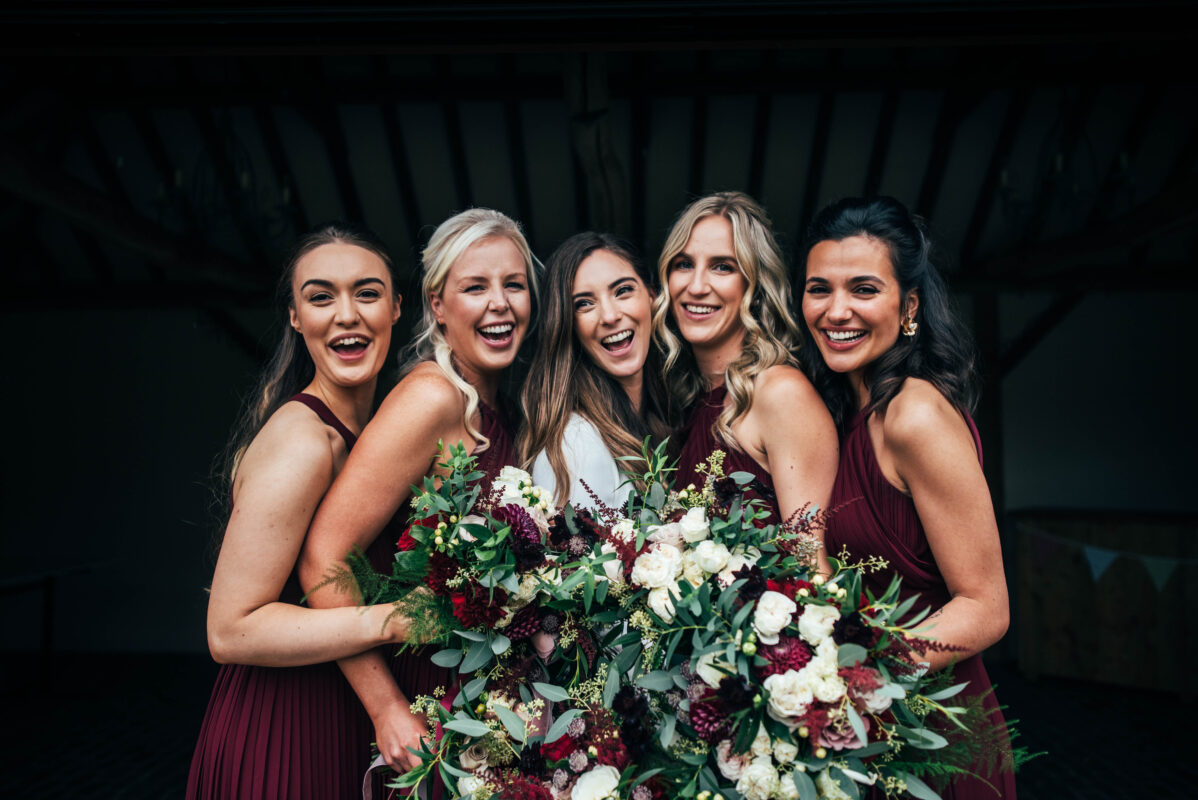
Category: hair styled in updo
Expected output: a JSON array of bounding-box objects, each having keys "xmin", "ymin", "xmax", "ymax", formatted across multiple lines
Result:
[{"xmin": 800, "ymin": 195, "xmax": 979, "ymax": 428}]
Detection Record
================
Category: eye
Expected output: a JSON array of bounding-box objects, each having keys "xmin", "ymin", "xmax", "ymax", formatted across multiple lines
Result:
[
  {"xmin": 357, "ymin": 288, "xmax": 381, "ymax": 300},
  {"xmin": 712, "ymin": 261, "xmax": 737, "ymax": 274},
  {"xmin": 463, "ymin": 284, "xmax": 485, "ymax": 293},
  {"xmin": 853, "ymin": 284, "xmax": 880, "ymax": 295},
  {"xmin": 615, "ymin": 283, "xmax": 638, "ymax": 297},
  {"xmin": 308, "ymin": 291, "xmax": 333, "ymax": 303},
  {"xmin": 670, "ymin": 258, "xmax": 693, "ymax": 272},
  {"xmin": 506, "ymin": 280, "xmax": 527, "ymax": 291},
  {"xmin": 804, "ymin": 284, "xmax": 829, "ymax": 296},
  {"xmin": 573, "ymin": 298, "xmax": 593, "ymax": 312}
]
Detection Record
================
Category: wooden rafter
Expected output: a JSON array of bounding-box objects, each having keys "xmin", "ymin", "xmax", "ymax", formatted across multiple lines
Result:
[
  {"xmin": 960, "ymin": 86, "xmax": 1031, "ymax": 265},
  {"xmin": 798, "ymin": 49, "xmax": 840, "ymax": 244},
  {"xmin": 501, "ymin": 55, "xmax": 535, "ymax": 248},
  {"xmin": 862, "ymin": 50, "xmax": 904, "ymax": 198},
  {"xmin": 437, "ymin": 56, "xmax": 474, "ymax": 210}
]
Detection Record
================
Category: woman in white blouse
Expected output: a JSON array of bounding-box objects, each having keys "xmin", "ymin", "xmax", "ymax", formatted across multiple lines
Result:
[{"xmin": 518, "ymin": 232, "xmax": 672, "ymax": 510}]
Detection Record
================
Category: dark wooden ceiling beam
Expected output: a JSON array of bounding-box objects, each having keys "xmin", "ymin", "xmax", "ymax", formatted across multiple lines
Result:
[
  {"xmin": 0, "ymin": 281, "xmax": 263, "ymax": 312},
  {"xmin": 746, "ymin": 51, "xmax": 776, "ymax": 202},
  {"xmin": 1085, "ymin": 83, "xmax": 1167, "ymax": 227},
  {"xmin": 797, "ymin": 49, "xmax": 840, "ymax": 242},
  {"xmin": 370, "ymin": 57, "xmax": 424, "ymax": 259},
  {"xmin": 862, "ymin": 50, "xmax": 904, "ymax": 198},
  {"xmin": 916, "ymin": 79, "xmax": 983, "ymax": 220},
  {"xmin": 959, "ymin": 87, "xmax": 1030, "ymax": 266},
  {"xmin": 501, "ymin": 55, "xmax": 535, "ymax": 248},
  {"xmin": 0, "ymin": 134, "xmax": 261, "ymax": 291},
  {"xmin": 238, "ymin": 57, "xmax": 310, "ymax": 238},
  {"xmin": 436, "ymin": 56, "xmax": 474, "ymax": 210},
  {"xmin": 127, "ymin": 107, "xmax": 203, "ymax": 237},
  {"xmin": 998, "ymin": 291, "xmax": 1085, "ymax": 377}
]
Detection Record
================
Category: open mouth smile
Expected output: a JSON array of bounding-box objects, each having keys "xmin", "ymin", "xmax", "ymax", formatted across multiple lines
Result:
[
  {"xmin": 329, "ymin": 334, "xmax": 370, "ymax": 359},
  {"xmin": 479, "ymin": 323, "xmax": 515, "ymax": 347}
]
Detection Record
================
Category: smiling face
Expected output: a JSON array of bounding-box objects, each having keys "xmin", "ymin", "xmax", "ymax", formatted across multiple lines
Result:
[
  {"xmin": 802, "ymin": 235, "xmax": 918, "ymax": 396},
  {"xmin": 666, "ymin": 214, "xmax": 749, "ymax": 370},
  {"xmin": 572, "ymin": 248, "xmax": 655, "ymax": 404},
  {"xmin": 289, "ymin": 242, "xmax": 401, "ymax": 389},
  {"xmin": 429, "ymin": 235, "xmax": 532, "ymax": 385}
]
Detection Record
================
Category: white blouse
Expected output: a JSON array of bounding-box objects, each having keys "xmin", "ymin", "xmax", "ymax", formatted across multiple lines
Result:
[{"xmin": 531, "ymin": 413, "xmax": 629, "ymax": 511}]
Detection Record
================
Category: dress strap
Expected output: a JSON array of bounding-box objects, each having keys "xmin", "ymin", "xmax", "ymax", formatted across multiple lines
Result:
[{"xmin": 289, "ymin": 393, "xmax": 358, "ymax": 450}]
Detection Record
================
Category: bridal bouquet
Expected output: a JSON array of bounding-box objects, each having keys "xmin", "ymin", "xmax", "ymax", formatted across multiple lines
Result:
[{"xmin": 357, "ymin": 442, "xmax": 989, "ymax": 799}]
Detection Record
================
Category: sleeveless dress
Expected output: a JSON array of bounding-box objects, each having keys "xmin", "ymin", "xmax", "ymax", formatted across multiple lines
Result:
[
  {"xmin": 187, "ymin": 393, "xmax": 377, "ymax": 800},
  {"xmin": 676, "ymin": 384, "xmax": 780, "ymax": 525},
  {"xmin": 825, "ymin": 408, "xmax": 1017, "ymax": 799}
]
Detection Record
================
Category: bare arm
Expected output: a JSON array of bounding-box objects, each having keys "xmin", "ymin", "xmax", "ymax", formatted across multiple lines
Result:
[
  {"xmin": 206, "ymin": 404, "xmax": 408, "ymax": 667},
  {"xmin": 883, "ymin": 380, "xmax": 1010, "ymax": 671},
  {"xmin": 298, "ymin": 367, "xmax": 468, "ymax": 771},
  {"xmin": 739, "ymin": 365, "xmax": 840, "ymax": 573}
]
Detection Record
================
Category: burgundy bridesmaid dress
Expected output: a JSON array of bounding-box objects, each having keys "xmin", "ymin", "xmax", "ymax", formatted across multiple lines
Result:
[
  {"xmin": 187, "ymin": 394, "xmax": 376, "ymax": 800},
  {"xmin": 826, "ymin": 408, "xmax": 1017, "ymax": 799},
  {"xmin": 676, "ymin": 384, "xmax": 780, "ymax": 525}
]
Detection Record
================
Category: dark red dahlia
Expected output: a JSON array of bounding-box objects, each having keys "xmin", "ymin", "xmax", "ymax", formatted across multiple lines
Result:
[
  {"xmin": 505, "ymin": 603, "xmax": 542, "ymax": 641},
  {"xmin": 832, "ymin": 611, "xmax": 875, "ymax": 650},
  {"xmin": 732, "ymin": 564, "xmax": 767, "ymax": 602},
  {"xmin": 450, "ymin": 581, "xmax": 508, "ymax": 629},
  {"xmin": 425, "ymin": 551, "xmax": 459, "ymax": 596},
  {"xmin": 493, "ymin": 504, "xmax": 547, "ymax": 570},
  {"xmin": 540, "ymin": 732, "xmax": 577, "ymax": 762},
  {"xmin": 688, "ymin": 689, "xmax": 731, "ymax": 743},
  {"xmin": 716, "ymin": 675, "xmax": 754, "ymax": 713},
  {"xmin": 492, "ymin": 772, "xmax": 553, "ymax": 800},
  {"xmin": 755, "ymin": 635, "xmax": 813, "ymax": 679}
]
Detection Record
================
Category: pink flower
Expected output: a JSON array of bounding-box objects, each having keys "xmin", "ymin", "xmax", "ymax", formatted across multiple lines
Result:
[{"xmin": 817, "ymin": 708, "xmax": 870, "ymax": 751}]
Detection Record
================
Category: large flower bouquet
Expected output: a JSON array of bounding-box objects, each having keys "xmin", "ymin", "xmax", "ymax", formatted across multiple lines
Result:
[{"xmin": 357, "ymin": 442, "xmax": 1001, "ymax": 800}]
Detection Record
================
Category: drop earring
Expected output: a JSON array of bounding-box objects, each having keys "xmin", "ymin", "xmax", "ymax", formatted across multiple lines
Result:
[{"xmin": 901, "ymin": 315, "xmax": 918, "ymax": 337}]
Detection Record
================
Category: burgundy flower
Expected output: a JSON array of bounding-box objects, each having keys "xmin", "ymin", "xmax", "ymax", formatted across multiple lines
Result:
[
  {"xmin": 716, "ymin": 675, "xmax": 754, "ymax": 713},
  {"xmin": 450, "ymin": 581, "xmax": 508, "ymax": 629},
  {"xmin": 832, "ymin": 611, "xmax": 874, "ymax": 650},
  {"xmin": 732, "ymin": 564, "xmax": 768, "ymax": 602},
  {"xmin": 493, "ymin": 504, "xmax": 547, "ymax": 570},
  {"xmin": 689, "ymin": 689, "xmax": 731, "ymax": 743},
  {"xmin": 755, "ymin": 635, "xmax": 813, "ymax": 679},
  {"xmin": 505, "ymin": 603, "xmax": 542, "ymax": 641},
  {"xmin": 425, "ymin": 551, "xmax": 459, "ymax": 596}
]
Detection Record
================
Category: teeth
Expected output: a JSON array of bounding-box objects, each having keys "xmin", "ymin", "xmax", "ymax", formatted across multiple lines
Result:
[
  {"xmin": 684, "ymin": 304, "xmax": 716, "ymax": 315},
  {"xmin": 601, "ymin": 330, "xmax": 632, "ymax": 345},
  {"xmin": 480, "ymin": 324, "xmax": 513, "ymax": 335},
  {"xmin": 826, "ymin": 330, "xmax": 864, "ymax": 341},
  {"xmin": 332, "ymin": 336, "xmax": 367, "ymax": 347}
]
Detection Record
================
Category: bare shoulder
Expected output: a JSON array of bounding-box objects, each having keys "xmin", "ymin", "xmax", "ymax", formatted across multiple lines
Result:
[
  {"xmin": 881, "ymin": 379, "xmax": 968, "ymax": 452},
  {"xmin": 753, "ymin": 363, "xmax": 823, "ymax": 412},
  {"xmin": 235, "ymin": 401, "xmax": 336, "ymax": 491},
  {"xmin": 376, "ymin": 362, "xmax": 465, "ymax": 424}
]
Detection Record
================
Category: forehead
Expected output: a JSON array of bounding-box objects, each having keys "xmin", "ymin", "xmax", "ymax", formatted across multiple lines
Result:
[
  {"xmin": 293, "ymin": 242, "xmax": 389, "ymax": 285},
  {"xmin": 449, "ymin": 235, "xmax": 527, "ymax": 278},
  {"xmin": 684, "ymin": 214, "xmax": 734, "ymax": 251},
  {"xmin": 806, "ymin": 235, "xmax": 895, "ymax": 280},
  {"xmin": 573, "ymin": 249, "xmax": 638, "ymax": 289}
]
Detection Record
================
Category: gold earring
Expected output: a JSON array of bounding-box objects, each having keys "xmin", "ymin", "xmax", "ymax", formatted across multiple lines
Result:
[{"xmin": 901, "ymin": 316, "xmax": 918, "ymax": 337}]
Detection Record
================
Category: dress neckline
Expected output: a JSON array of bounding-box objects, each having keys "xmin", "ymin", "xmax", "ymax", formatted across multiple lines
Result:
[{"xmin": 289, "ymin": 393, "xmax": 358, "ymax": 450}]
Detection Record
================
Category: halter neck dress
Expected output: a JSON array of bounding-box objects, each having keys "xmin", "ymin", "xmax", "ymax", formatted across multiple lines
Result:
[
  {"xmin": 675, "ymin": 384, "xmax": 780, "ymax": 525},
  {"xmin": 825, "ymin": 408, "xmax": 1017, "ymax": 799},
  {"xmin": 187, "ymin": 393, "xmax": 376, "ymax": 800}
]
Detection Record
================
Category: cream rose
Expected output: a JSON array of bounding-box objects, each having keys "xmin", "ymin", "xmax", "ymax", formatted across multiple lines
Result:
[
  {"xmin": 679, "ymin": 506, "xmax": 710, "ymax": 542},
  {"xmin": 571, "ymin": 764, "xmax": 620, "ymax": 800},
  {"xmin": 693, "ymin": 540, "xmax": 732, "ymax": 574},
  {"xmin": 736, "ymin": 759, "xmax": 780, "ymax": 800},
  {"xmin": 494, "ymin": 466, "xmax": 534, "ymax": 506},
  {"xmin": 646, "ymin": 521, "xmax": 684, "ymax": 549},
  {"xmin": 680, "ymin": 550, "xmax": 707, "ymax": 588},
  {"xmin": 753, "ymin": 591, "xmax": 797, "ymax": 645},
  {"xmin": 774, "ymin": 773, "xmax": 800, "ymax": 800},
  {"xmin": 611, "ymin": 518, "xmax": 636, "ymax": 542},
  {"xmin": 797, "ymin": 603, "xmax": 840, "ymax": 645},
  {"xmin": 695, "ymin": 650, "xmax": 734, "ymax": 688},
  {"xmin": 750, "ymin": 724, "xmax": 773, "ymax": 758},
  {"xmin": 772, "ymin": 739, "xmax": 799, "ymax": 765},
  {"xmin": 459, "ymin": 741, "xmax": 489, "ymax": 771},
  {"xmin": 598, "ymin": 542, "xmax": 625, "ymax": 583},
  {"xmin": 715, "ymin": 739, "xmax": 749, "ymax": 780},
  {"xmin": 716, "ymin": 546, "xmax": 761, "ymax": 587},
  {"xmin": 458, "ymin": 774, "xmax": 485, "ymax": 796},
  {"xmin": 763, "ymin": 669, "xmax": 814, "ymax": 727},
  {"xmin": 630, "ymin": 542, "xmax": 682, "ymax": 589},
  {"xmin": 647, "ymin": 584, "xmax": 681, "ymax": 623}
]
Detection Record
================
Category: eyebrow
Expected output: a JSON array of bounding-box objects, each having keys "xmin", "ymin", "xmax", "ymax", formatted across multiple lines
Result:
[
  {"xmin": 805, "ymin": 275, "xmax": 885, "ymax": 284},
  {"xmin": 300, "ymin": 277, "xmax": 386, "ymax": 290},
  {"xmin": 673, "ymin": 250, "xmax": 738, "ymax": 264},
  {"xmin": 573, "ymin": 276, "xmax": 638, "ymax": 299}
]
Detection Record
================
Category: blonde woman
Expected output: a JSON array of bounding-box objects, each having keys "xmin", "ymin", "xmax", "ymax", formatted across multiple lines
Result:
[
  {"xmin": 299, "ymin": 208, "xmax": 537, "ymax": 776},
  {"xmin": 654, "ymin": 191, "xmax": 837, "ymax": 526},
  {"xmin": 518, "ymin": 232, "xmax": 672, "ymax": 511}
]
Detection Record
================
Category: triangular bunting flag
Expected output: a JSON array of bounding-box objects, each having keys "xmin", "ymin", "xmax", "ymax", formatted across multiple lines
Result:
[
  {"xmin": 1084, "ymin": 546, "xmax": 1119, "ymax": 581},
  {"xmin": 1141, "ymin": 555, "xmax": 1176, "ymax": 592}
]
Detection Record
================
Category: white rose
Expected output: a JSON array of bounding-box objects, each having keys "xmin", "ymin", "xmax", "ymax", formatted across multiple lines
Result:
[
  {"xmin": 797, "ymin": 604, "xmax": 841, "ymax": 645},
  {"xmin": 773, "ymin": 772, "xmax": 800, "ymax": 800},
  {"xmin": 679, "ymin": 506, "xmax": 710, "ymax": 542},
  {"xmin": 599, "ymin": 542, "xmax": 625, "ymax": 583},
  {"xmin": 716, "ymin": 546, "xmax": 761, "ymax": 587},
  {"xmin": 458, "ymin": 774, "xmax": 485, "ymax": 796},
  {"xmin": 680, "ymin": 551, "xmax": 707, "ymax": 588},
  {"xmin": 647, "ymin": 584, "xmax": 681, "ymax": 623},
  {"xmin": 695, "ymin": 650, "xmax": 734, "ymax": 688},
  {"xmin": 571, "ymin": 764, "xmax": 620, "ymax": 800},
  {"xmin": 753, "ymin": 591, "xmax": 797, "ymax": 645},
  {"xmin": 611, "ymin": 518, "xmax": 636, "ymax": 542},
  {"xmin": 715, "ymin": 739, "xmax": 749, "ymax": 780},
  {"xmin": 811, "ymin": 674, "xmax": 847, "ymax": 704},
  {"xmin": 494, "ymin": 466, "xmax": 534, "ymax": 505},
  {"xmin": 693, "ymin": 540, "xmax": 731, "ymax": 574},
  {"xmin": 630, "ymin": 543, "xmax": 682, "ymax": 589},
  {"xmin": 763, "ymin": 670, "xmax": 813, "ymax": 727},
  {"xmin": 736, "ymin": 759, "xmax": 780, "ymax": 800},
  {"xmin": 750, "ymin": 724, "xmax": 773, "ymax": 758},
  {"xmin": 646, "ymin": 521, "xmax": 684, "ymax": 549},
  {"xmin": 773, "ymin": 740, "xmax": 798, "ymax": 765}
]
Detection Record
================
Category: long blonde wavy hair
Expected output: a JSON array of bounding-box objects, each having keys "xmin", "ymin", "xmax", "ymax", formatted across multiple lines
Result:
[
  {"xmin": 400, "ymin": 208, "xmax": 539, "ymax": 451},
  {"xmin": 651, "ymin": 191, "xmax": 801, "ymax": 449}
]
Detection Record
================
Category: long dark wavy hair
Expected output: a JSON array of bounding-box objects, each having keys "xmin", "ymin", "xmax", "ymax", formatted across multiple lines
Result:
[
  {"xmin": 518, "ymin": 232, "xmax": 672, "ymax": 507},
  {"xmin": 798, "ymin": 196, "xmax": 979, "ymax": 428},
  {"xmin": 218, "ymin": 223, "xmax": 399, "ymax": 501}
]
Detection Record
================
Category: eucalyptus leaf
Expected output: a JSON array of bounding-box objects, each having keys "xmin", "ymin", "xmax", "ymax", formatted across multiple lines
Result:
[
  {"xmin": 658, "ymin": 712, "xmax": 676, "ymax": 748},
  {"xmin": 454, "ymin": 630, "xmax": 487, "ymax": 642},
  {"xmin": 845, "ymin": 704, "xmax": 867, "ymax": 743},
  {"xmin": 430, "ymin": 648, "xmax": 463, "ymax": 668},
  {"xmin": 494, "ymin": 704, "xmax": 528, "ymax": 743},
  {"xmin": 532, "ymin": 682, "xmax": 571, "ymax": 702},
  {"xmin": 901, "ymin": 774, "xmax": 943, "ymax": 800},
  {"xmin": 792, "ymin": 769, "xmax": 817, "ymax": 800},
  {"xmin": 837, "ymin": 643, "xmax": 868, "ymax": 667},
  {"xmin": 490, "ymin": 633, "xmax": 512, "ymax": 655},
  {"xmin": 636, "ymin": 670, "xmax": 676, "ymax": 691},
  {"xmin": 443, "ymin": 719, "xmax": 491, "ymax": 737},
  {"xmin": 544, "ymin": 708, "xmax": 584, "ymax": 743},
  {"xmin": 923, "ymin": 682, "xmax": 968, "ymax": 701},
  {"xmin": 462, "ymin": 676, "xmax": 487, "ymax": 701},
  {"xmin": 459, "ymin": 643, "xmax": 493, "ymax": 673},
  {"xmin": 440, "ymin": 761, "xmax": 470, "ymax": 779},
  {"xmin": 603, "ymin": 662, "xmax": 620, "ymax": 706}
]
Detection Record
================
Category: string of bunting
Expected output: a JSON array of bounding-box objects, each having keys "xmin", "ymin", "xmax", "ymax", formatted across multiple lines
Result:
[{"xmin": 1016, "ymin": 523, "xmax": 1198, "ymax": 590}]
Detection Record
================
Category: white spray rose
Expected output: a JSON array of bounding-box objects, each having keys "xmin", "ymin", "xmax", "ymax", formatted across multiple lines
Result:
[
  {"xmin": 715, "ymin": 739, "xmax": 749, "ymax": 780},
  {"xmin": 679, "ymin": 506, "xmax": 711, "ymax": 542},
  {"xmin": 598, "ymin": 542, "xmax": 625, "ymax": 583},
  {"xmin": 750, "ymin": 724, "xmax": 773, "ymax": 758},
  {"xmin": 571, "ymin": 764, "xmax": 620, "ymax": 800},
  {"xmin": 646, "ymin": 521, "xmax": 684, "ymax": 549},
  {"xmin": 458, "ymin": 774, "xmax": 485, "ymax": 796},
  {"xmin": 772, "ymin": 739, "xmax": 799, "ymax": 765},
  {"xmin": 610, "ymin": 518, "xmax": 636, "ymax": 542},
  {"xmin": 494, "ymin": 466, "xmax": 535, "ymax": 506},
  {"xmin": 811, "ymin": 674, "xmax": 847, "ymax": 704},
  {"xmin": 815, "ymin": 770, "xmax": 853, "ymax": 800},
  {"xmin": 753, "ymin": 590, "xmax": 797, "ymax": 645},
  {"xmin": 797, "ymin": 604, "xmax": 841, "ymax": 645},
  {"xmin": 693, "ymin": 540, "xmax": 732, "ymax": 574},
  {"xmin": 717, "ymin": 546, "xmax": 761, "ymax": 587},
  {"xmin": 647, "ymin": 584, "xmax": 681, "ymax": 623},
  {"xmin": 630, "ymin": 543, "xmax": 682, "ymax": 589},
  {"xmin": 680, "ymin": 550, "xmax": 707, "ymax": 588},
  {"xmin": 695, "ymin": 650, "xmax": 734, "ymax": 688},
  {"xmin": 763, "ymin": 670, "xmax": 814, "ymax": 727},
  {"xmin": 736, "ymin": 759, "xmax": 780, "ymax": 800},
  {"xmin": 773, "ymin": 773, "xmax": 800, "ymax": 800}
]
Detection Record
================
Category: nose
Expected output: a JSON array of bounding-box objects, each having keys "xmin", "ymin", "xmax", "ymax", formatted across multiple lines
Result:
[
  {"xmin": 827, "ymin": 290, "xmax": 852, "ymax": 324},
  {"xmin": 334, "ymin": 293, "xmax": 359, "ymax": 325},
  {"xmin": 686, "ymin": 267, "xmax": 709, "ymax": 296},
  {"xmin": 487, "ymin": 284, "xmax": 509, "ymax": 312},
  {"xmin": 597, "ymin": 295, "xmax": 621, "ymax": 325}
]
